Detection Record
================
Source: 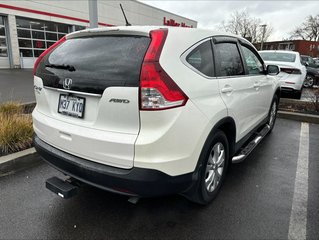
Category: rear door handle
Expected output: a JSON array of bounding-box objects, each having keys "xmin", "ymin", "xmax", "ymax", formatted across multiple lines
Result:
[{"xmin": 221, "ymin": 86, "xmax": 233, "ymax": 93}]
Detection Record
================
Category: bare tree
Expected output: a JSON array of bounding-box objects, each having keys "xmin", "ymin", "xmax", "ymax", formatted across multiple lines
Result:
[
  {"xmin": 291, "ymin": 14, "xmax": 319, "ymax": 41},
  {"xmin": 221, "ymin": 10, "xmax": 273, "ymax": 43}
]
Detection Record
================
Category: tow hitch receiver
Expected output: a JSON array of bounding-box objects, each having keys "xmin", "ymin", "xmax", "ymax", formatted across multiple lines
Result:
[{"xmin": 46, "ymin": 177, "xmax": 79, "ymax": 199}]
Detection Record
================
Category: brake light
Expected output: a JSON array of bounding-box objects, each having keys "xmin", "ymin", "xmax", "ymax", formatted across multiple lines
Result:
[
  {"xmin": 33, "ymin": 36, "xmax": 66, "ymax": 75},
  {"xmin": 280, "ymin": 67, "xmax": 301, "ymax": 74},
  {"xmin": 140, "ymin": 29, "xmax": 188, "ymax": 110}
]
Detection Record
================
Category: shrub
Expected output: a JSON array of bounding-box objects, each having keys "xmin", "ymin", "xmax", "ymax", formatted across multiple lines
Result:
[
  {"xmin": 0, "ymin": 102, "xmax": 22, "ymax": 116},
  {"xmin": 0, "ymin": 102, "xmax": 33, "ymax": 156}
]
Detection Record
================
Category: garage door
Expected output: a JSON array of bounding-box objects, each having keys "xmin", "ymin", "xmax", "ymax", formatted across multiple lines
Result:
[{"xmin": 16, "ymin": 17, "xmax": 71, "ymax": 68}]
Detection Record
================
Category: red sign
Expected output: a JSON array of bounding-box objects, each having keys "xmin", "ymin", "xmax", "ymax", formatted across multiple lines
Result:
[{"xmin": 163, "ymin": 17, "xmax": 193, "ymax": 28}]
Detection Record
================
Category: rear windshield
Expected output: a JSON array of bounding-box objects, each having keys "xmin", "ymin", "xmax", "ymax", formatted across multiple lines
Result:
[
  {"xmin": 259, "ymin": 52, "xmax": 296, "ymax": 63},
  {"xmin": 37, "ymin": 36, "xmax": 150, "ymax": 94}
]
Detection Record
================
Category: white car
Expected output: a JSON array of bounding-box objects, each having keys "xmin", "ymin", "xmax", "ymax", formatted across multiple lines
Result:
[
  {"xmin": 33, "ymin": 26, "xmax": 280, "ymax": 204},
  {"xmin": 259, "ymin": 50, "xmax": 306, "ymax": 99}
]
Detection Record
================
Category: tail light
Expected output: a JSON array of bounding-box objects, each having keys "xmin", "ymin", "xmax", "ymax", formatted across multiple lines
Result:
[
  {"xmin": 140, "ymin": 29, "xmax": 188, "ymax": 110},
  {"xmin": 33, "ymin": 36, "xmax": 66, "ymax": 75},
  {"xmin": 280, "ymin": 67, "xmax": 301, "ymax": 75}
]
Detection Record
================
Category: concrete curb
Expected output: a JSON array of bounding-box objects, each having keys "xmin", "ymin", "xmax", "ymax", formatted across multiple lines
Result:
[
  {"xmin": 278, "ymin": 111, "xmax": 319, "ymax": 124},
  {"xmin": 0, "ymin": 148, "xmax": 43, "ymax": 177}
]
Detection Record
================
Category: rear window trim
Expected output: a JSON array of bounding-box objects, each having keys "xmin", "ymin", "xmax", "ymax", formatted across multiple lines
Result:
[{"xmin": 181, "ymin": 37, "xmax": 217, "ymax": 80}]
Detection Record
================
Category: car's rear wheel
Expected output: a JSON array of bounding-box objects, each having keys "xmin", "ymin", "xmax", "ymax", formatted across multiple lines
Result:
[
  {"xmin": 303, "ymin": 74, "xmax": 314, "ymax": 88},
  {"xmin": 185, "ymin": 131, "xmax": 229, "ymax": 205}
]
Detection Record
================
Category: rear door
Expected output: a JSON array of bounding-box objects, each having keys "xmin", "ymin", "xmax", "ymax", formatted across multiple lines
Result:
[
  {"xmin": 213, "ymin": 37, "xmax": 259, "ymax": 142},
  {"xmin": 33, "ymin": 33, "xmax": 150, "ymax": 168},
  {"xmin": 239, "ymin": 44, "xmax": 273, "ymax": 121}
]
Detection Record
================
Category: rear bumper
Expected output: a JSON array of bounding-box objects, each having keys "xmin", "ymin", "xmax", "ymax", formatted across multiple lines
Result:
[
  {"xmin": 34, "ymin": 135, "xmax": 194, "ymax": 197},
  {"xmin": 281, "ymin": 87, "xmax": 301, "ymax": 93}
]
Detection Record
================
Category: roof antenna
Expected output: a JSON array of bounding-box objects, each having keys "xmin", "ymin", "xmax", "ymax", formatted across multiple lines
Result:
[{"xmin": 120, "ymin": 3, "xmax": 131, "ymax": 26}]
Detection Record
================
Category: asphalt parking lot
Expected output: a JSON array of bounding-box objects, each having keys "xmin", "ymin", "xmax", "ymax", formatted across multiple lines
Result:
[{"xmin": 0, "ymin": 118, "xmax": 318, "ymax": 239}]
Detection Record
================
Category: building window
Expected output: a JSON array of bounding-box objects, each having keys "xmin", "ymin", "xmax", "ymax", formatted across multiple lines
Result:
[
  {"xmin": 75, "ymin": 25, "xmax": 86, "ymax": 31},
  {"xmin": 0, "ymin": 16, "xmax": 8, "ymax": 57},
  {"xmin": 16, "ymin": 17, "xmax": 72, "ymax": 58}
]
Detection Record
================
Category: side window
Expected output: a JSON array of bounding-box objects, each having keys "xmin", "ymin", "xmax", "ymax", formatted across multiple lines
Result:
[
  {"xmin": 186, "ymin": 40, "xmax": 214, "ymax": 77},
  {"xmin": 241, "ymin": 46, "xmax": 264, "ymax": 75},
  {"xmin": 215, "ymin": 43, "xmax": 244, "ymax": 77}
]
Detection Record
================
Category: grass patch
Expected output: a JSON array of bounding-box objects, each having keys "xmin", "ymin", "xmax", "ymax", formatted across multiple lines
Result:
[{"xmin": 0, "ymin": 102, "xmax": 33, "ymax": 156}]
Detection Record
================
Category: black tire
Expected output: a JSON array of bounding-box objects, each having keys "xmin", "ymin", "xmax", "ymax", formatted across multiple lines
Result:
[
  {"xmin": 267, "ymin": 95, "xmax": 278, "ymax": 133},
  {"xmin": 303, "ymin": 74, "xmax": 314, "ymax": 88},
  {"xmin": 294, "ymin": 90, "xmax": 302, "ymax": 100},
  {"xmin": 185, "ymin": 131, "xmax": 229, "ymax": 205}
]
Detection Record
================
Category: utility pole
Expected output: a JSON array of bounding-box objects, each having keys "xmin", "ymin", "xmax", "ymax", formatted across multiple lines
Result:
[
  {"xmin": 260, "ymin": 24, "xmax": 267, "ymax": 50},
  {"xmin": 88, "ymin": 0, "xmax": 98, "ymax": 28}
]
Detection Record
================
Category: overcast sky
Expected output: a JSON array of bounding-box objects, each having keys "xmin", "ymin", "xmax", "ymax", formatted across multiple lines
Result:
[{"xmin": 141, "ymin": 1, "xmax": 319, "ymax": 41}]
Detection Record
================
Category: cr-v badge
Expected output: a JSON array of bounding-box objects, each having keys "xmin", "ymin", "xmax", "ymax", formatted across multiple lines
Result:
[{"xmin": 63, "ymin": 78, "xmax": 72, "ymax": 90}]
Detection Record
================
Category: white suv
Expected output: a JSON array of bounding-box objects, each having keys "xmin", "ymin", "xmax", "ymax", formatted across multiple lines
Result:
[{"xmin": 33, "ymin": 26, "xmax": 280, "ymax": 204}]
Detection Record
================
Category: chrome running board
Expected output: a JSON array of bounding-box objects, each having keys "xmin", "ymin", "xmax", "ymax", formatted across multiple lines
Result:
[{"xmin": 232, "ymin": 124, "xmax": 271, "ymax": 164}]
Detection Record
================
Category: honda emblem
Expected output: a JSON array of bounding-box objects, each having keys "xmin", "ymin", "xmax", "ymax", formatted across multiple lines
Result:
[{"xmin": 63, "ymin": 78, "xmax": 72, "ymax": 90}]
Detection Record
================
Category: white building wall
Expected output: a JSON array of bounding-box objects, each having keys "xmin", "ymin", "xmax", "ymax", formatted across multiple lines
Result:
[
  {"xmin": 0, "ymin": 0, "xmax": 197, "ymax": 27},
  {"xmin": 0, "ymin": 0, "xmax": 197, "ymax": 68}
]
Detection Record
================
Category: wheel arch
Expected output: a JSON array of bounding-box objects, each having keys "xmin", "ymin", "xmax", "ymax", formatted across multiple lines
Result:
[
  {"xmin": 195, "ymin": 117, "xmax": 236, "ymax": 174},
  {"xmin": 184, "ymin": 117, "xmax": 236, "ymax": 201}
]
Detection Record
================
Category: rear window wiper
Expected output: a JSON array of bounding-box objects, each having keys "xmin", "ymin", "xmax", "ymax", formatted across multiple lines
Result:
[{"xmin": 45, "ymin": 63, "xmax": 76, "ymax": 72}]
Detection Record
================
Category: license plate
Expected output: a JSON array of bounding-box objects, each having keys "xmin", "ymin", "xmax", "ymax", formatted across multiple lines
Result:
[{"xmin": 58, "ymin": 94, "xmax": 85, "ymax": 118}]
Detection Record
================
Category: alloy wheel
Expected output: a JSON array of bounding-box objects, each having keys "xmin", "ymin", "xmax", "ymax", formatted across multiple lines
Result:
[
  {"xmin": 205, "ymin": 142, "xmax": 225, "ymax": 193},
  {"xmin": 304, "ymin": 75, "xmax": 314, "ymax": 88}
]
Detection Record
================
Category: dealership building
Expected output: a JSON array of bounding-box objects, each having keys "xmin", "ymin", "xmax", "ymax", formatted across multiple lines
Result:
[{"xmin": 0, "ymin": 1, "xmax": 197, "ymax": 69}]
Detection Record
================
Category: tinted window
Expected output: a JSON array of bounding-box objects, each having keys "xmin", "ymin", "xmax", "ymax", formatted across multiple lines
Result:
[
  {"xmin": 215, "ymin": 43, "xmax": 244, "ymax": 77},
  {"xmin": 0, "ymin": 38, "xmax": 6, "ymax": 48},
  {"xmin": 259, "ymin": 52, "xmax": 296, "ymax": 62},
  {"xmin": 241, "ymin": 46, "xmax": 264, "ymax": 75},
  {"xmin": 0, "ymin": 27, "xmax": 5, "ymax": 36},
  {"xmin": 186, "ymin": 40, "xmax": 214, "ymax": 77},
  {"xmin": 20, "ymin": 49, "xmax": 33, "ymax": 57},
  {"xmin": 37, "ymin": 36, "xmax": 150, "ymax": 94},
  {"xmin": 32, "ymin": 30, "xmax": 44, "ymax": 40},
  {"xmin": 34, "ymin": 50, "xmax": 44, "ymax": 57},
  {"xmin": 0, "ymin": 48, "xmax": 7, "ymax": 57},
  {"xmin": 46, "ymin": 32, "xmax": 58, "ymax": 41},
  {"xmin": 33, "ymin": 40, "xmax": 45, "ymax": 49},
  {"xmin": 17, "ymin": 29, "xmax": 31, "ymax": 38},
  {"xmin": 75, "ymin": 25, "xmax": 86, "ymax": 31},
  {"xmin": 18, "ymin": 39, "xmax": 32, "ymax": 48},
  {"xmin": 16, "ymin": 18, "xmax": 30, "ymax": 28}
]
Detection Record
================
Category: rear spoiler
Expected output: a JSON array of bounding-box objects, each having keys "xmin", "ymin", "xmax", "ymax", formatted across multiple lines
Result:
[{"xmin": 67, "ymin": 27, "xmax": 151, "ymax": 39}]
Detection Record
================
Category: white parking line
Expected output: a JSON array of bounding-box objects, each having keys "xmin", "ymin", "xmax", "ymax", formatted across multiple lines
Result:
[{"xmin": 288, "ymin": 122, "xmax": 309, "ymax": 240}]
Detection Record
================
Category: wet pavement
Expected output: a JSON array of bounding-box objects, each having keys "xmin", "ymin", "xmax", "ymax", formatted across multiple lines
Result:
[{"xmin": 0, "ymin": 118, "xmax": 318, "ymax": 239}]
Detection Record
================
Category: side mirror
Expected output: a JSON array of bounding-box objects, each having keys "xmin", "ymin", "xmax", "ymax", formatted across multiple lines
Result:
[
  {"xmin": 267, "ymin": 65, "xmax": 280, "ymax": 75},
  {"xmin": 305, "ymin": 62, "xmax": 309, "ymax": 67}
]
